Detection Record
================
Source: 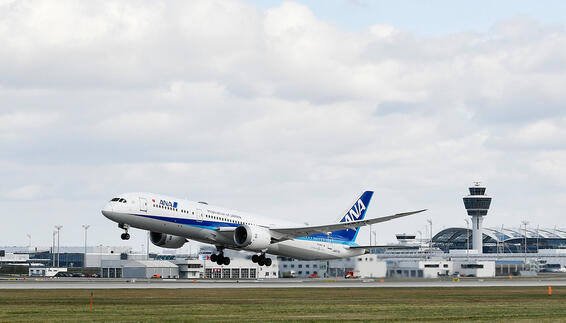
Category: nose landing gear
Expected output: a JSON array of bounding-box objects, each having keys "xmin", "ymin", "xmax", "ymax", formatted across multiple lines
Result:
[
  {"xmin": 119, "ymin": 223, "xmax": 130, "ymax": 240},
  {"xmin": 251, "ymin": 253, "xmax": 272, "ymax": 266}
]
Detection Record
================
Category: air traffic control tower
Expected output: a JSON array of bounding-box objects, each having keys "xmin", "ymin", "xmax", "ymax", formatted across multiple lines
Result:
[{"xmin": 463, "ymin": 182, "xmax": 492, "ymax": 253}]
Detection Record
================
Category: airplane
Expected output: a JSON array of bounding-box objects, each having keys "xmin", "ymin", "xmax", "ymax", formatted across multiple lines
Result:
[{"xmin": 101, "ymin": 191, "xmax": 425, "ymax": 266}]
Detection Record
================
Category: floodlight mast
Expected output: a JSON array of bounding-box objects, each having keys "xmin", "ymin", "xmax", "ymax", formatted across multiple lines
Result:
[
  {"xmin": 54, "ymin": 226, "xmax": 63, "ymax": 267},
  {"xmin": 82, "ymin": 225, "xmax": 90, "ymax": 268},
  {"xmin": 522, "ymin": 220, "xmax": 529, "ymax": 269}
]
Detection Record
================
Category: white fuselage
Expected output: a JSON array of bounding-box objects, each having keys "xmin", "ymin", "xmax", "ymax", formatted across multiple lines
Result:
[{"xmin": 102, "ymin": 192, "xmax": 366, "ymax": 260}]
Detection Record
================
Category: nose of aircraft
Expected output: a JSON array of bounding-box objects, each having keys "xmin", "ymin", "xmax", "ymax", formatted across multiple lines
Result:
[{"xmin": 101, "ymin": 203, "xmax": 114, "ymax": 219}]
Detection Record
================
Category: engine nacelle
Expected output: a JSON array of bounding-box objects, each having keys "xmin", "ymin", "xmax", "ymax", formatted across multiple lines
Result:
[
  {"xmin": 233, "ymin": 225, "xmax": 271, "ymax": 251},
  {"xmin": 150, "ymin": 232, "xmax": 186, "ymax": 249}
]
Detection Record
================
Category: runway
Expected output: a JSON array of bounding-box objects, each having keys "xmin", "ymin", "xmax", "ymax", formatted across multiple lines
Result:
[{"xmin": 2, "ymin": 277, "xmax": 566, "ymax": 289}]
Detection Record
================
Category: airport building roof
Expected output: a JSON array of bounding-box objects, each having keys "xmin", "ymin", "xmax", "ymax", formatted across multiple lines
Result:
[
  {"xmin": 432, "ymin": 227, "xmax": 566, "ymax": 253},
  {"xmin": 433, "ymin": 227, "xmax": 566, "ymax": 243}
]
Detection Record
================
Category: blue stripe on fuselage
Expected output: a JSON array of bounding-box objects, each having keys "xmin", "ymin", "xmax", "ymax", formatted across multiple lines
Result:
[
  {"xmin": 130, "ymin": 213, "xmax": 359, "ymax": 246},
  {"xmin": 132, "ymin": 213, "xmax": 239, "ymax": 230}
]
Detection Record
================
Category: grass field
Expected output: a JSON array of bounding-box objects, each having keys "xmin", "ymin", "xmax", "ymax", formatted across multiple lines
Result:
[{"xmin": 1, "ymin": 287, "xmax": 566, "ymax": 322}]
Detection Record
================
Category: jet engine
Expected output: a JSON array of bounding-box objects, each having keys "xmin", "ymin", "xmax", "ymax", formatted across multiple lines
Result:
[
  {"xmin": 150, "ymin": 232, "xmax": 187, "ymax": 249},
  {"xmin": 233, "ymin": 225, "xmax": 271, "ymax": 251}
]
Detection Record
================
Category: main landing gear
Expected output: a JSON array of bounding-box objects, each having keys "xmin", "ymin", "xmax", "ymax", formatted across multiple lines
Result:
[
  {"xmin": 119, "ymin": 223, "xmax": 130, "ymax": 240},
  {"xmin": 251, "ymin": 253, "xmax": 272, "ymax": 266},
  {"xmin": 210, "ymin": 250, "xmax": 231, "ymax": 266}
]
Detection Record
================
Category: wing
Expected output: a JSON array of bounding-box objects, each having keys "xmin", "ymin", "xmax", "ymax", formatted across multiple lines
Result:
[{"xmin": 269, "ymin": 209, "xmax": 427, "ymax": 241}]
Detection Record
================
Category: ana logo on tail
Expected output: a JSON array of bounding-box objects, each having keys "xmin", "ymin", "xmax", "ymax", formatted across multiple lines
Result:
[{"xmin": 343, "ymin": 199, "xmax": 366, "ymax": 223}]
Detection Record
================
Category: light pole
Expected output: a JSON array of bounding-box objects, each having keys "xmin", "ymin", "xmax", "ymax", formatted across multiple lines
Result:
[
  {"xmin": 52, "ymin": 231, "xmax": 57, "ymax": 267},
  {"xmin": 501, "ymin": 224, "xmax": 505, "ymax": 254},
  {"xmin": 522, "ymin": 221, "xmax": 529, "ymax": 270},
  {"xmin": 427, "ymin": 219, "xmax": 433, "ymax": 249},
  {"xmin": 464, "ymin": 219, "xmax": 470, "ymax": 262},
  {"xmin": 536, "ymin": 225, "xmax": 540, "ymax": 254},
  {"xmin": 98, "ymin": 244, "xmax": 102, "ymax": 273},
  {"xmin": 372, "ymin": 230, "xmax": 376, "ymax": 247},
  {"xmin": 54, "ymin": 225, "xmax": 62, "ymax": 267},
  {"xmin": 26, "ymin": 234, "xmax": 31, "ymax": 251},
  {"xmin": 369, "ymin": 224, "xmax": 373, "ymax": 245},
  {"xmin": 417, "ymin": 230, "xmax": 423, "ymax": 259},
  {"xmin": 82, "ymin": 225, "xmax": 90, "ymax": 268}
]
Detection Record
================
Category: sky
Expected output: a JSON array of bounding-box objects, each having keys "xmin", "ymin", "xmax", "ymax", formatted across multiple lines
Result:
[{"xmin": 2, "ymin": 0, "xmax": 566, "ymax": 253}]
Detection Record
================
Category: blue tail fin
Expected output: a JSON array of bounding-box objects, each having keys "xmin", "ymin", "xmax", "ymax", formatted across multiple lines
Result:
[{"xmin": 329, "ymin": 191, "xmax": 373, "ymax": 242}]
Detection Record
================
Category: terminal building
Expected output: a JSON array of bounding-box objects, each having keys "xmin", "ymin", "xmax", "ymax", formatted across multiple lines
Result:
[{"xmin": 432, "ymin": 226, "xmax": 566, "ymax": 254}]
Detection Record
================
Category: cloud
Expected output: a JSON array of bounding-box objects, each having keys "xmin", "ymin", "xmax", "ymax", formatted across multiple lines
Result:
[
  {"xmin": 0, "ymin": 1, "xmax": 566, "ymax": 248},
  {"xmin": 0, "ymin": 110, "xmax": 60, "ymax": 142},
  {"xmin": 5, "ymin": 184, "xmax": 43, "ymax": 199}
]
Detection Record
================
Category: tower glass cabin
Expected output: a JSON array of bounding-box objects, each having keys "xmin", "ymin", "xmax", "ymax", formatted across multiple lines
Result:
[{"xmin": 463, "ymin": 183, "xmax": 492, "ymax": 253}]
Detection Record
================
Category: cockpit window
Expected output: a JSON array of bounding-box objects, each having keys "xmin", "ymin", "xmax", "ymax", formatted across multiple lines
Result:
[
  {"xmin": 118, "ymin": 198, "xmax": 126, "ymax": 203},
  {"xmin": 110, "ymin": 198, "xmax": 120, "ymax": 202}
]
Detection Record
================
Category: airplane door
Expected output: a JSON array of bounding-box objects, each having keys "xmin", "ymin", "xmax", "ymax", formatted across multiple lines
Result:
[
  {"xmin": 326, "ymin": 237, "xmax": 333, "ymax": 251},
  {"xmin": 139, "ymin": 197, "xmax": 148, "ymax": 212},
  {"xmin": 196, "ymin": 209, "xmax": 203, "ymax": 222}
]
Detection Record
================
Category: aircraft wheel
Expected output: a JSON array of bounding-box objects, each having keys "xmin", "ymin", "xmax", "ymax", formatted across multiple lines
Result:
[
  {"xmin": 210, "ymin": 254, "xmax": 217, "ymax": 262},
  {"xmin": 120, "ymin": 233, "xmax": 130, "ymax": 240},
  {"xmin": 258, "ymin": 258, "xmax": 265, "ymax": 266},
  {"xmin": 223, "ymin": 257, "xmax": 231, "ymax": 266},
  {"xmin": 264, "ymin": 258, "xmax": 272, "ymax": 266}
]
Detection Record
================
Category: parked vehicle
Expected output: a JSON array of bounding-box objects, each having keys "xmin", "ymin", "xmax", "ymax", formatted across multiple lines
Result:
[
  {"xmin": 282, "ymin": 271, "xmax": 297, "ymax": 278},
  {"xmin": 541, "ymin": 264, "xmax": 566, "ymax": 273},
  {"xmin": 345, "ymin": 270, "xmax": 360, "ymax": 279}
]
